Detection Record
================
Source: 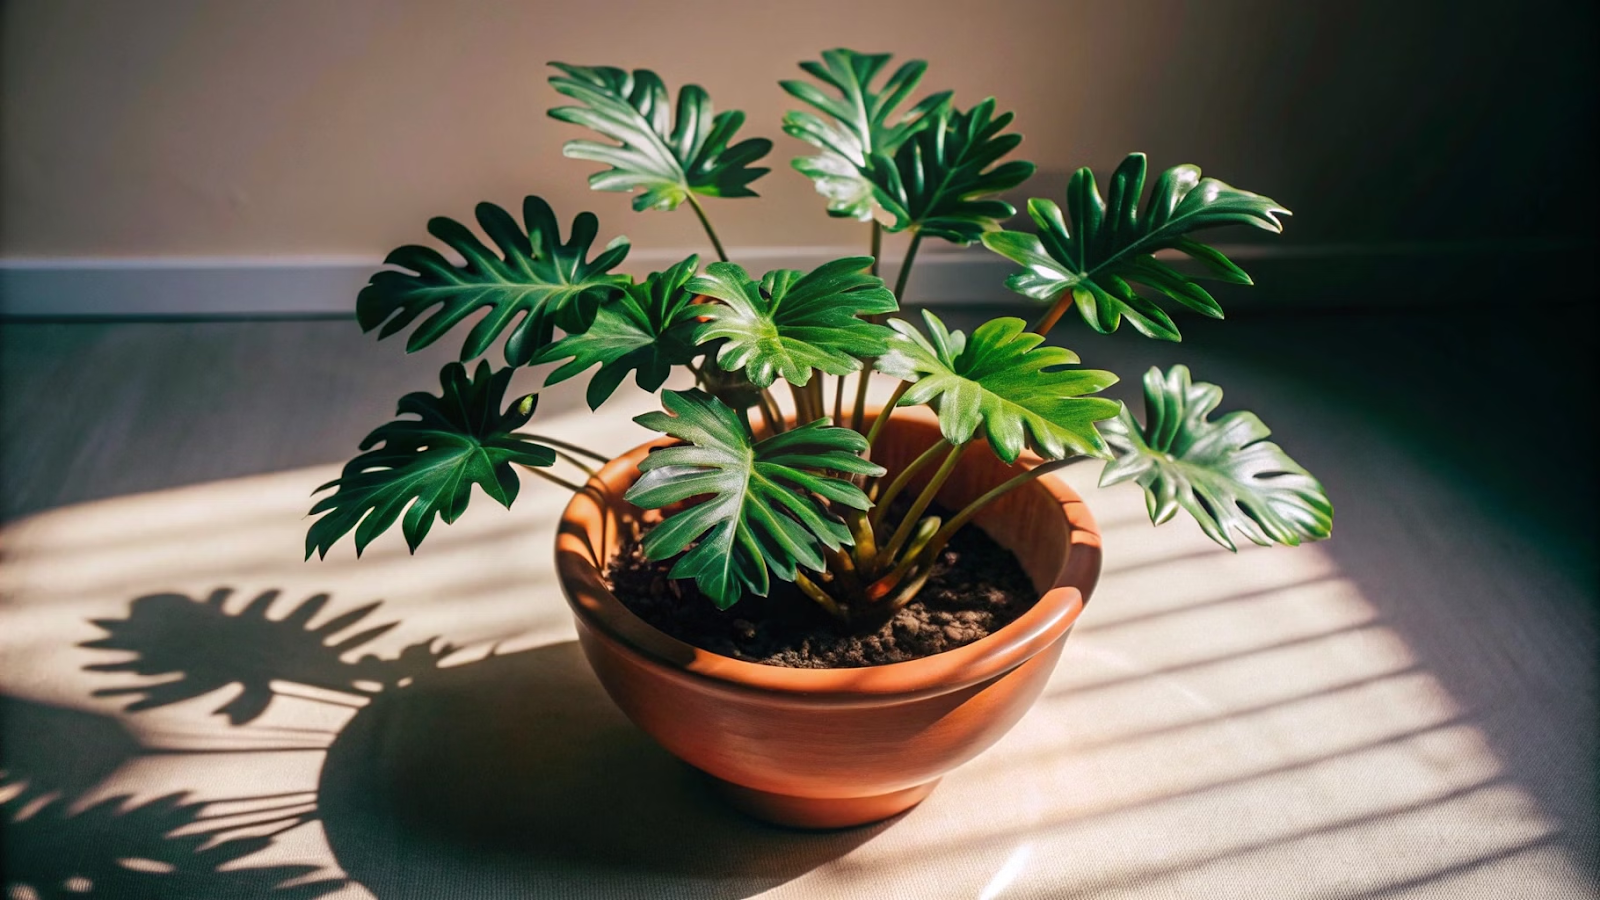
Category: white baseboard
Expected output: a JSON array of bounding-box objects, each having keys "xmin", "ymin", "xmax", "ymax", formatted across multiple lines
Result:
[
  {"xmin": 0, "ymin": 247, "xmax": 1015, "ymax": 317},
  {"xmin": 0, "ymin": 239, "xmax": 1576, "ymax": 317}
]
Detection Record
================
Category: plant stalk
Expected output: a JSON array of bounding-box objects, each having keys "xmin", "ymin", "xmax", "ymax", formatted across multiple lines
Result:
[
  {"xmin": 891, "ymin": 229, "xmax": 924, "ymax": 302},
  {"xmin": 806, "ymin": 377, "xmax": 826, "ymax": 425},
  {"xmin": 685, "ymin": 195, "xmax": 729, "ymax": 263},
  {"xmin": 879, "ymin": 441, "xmax": 964, "ymax": 566},
  {"xmin": 757, "ymin": 389, "xmax": 785, "ymax": 434},
  {"xmin": 789, "ymin": 380, "xmax": 817, "ymax": 423},
  {"xmin": 517, "ymin": 464, "xmax": 587, "ymax": 494},
  {"xmin": 868, "ymin": 438, "xmax": 949, "ymax": 531},
  {"xmin": 794, "ymin": 571, "xmax": 848, "ymax": 622},
  {"xmin": 862, "ymin": 381, "xmax": 911, "ymax": 452},
  {"xmin": 850, "ymin": 229, "xmax": 924, "ymax": 432},
  {"xmin": 544, "ymin": 448, "xmax": 600, "ymax": 479},
  {"xmin": 518, "ymin": 434, "xmax": 610, "ymax": 464},
  {"xmin": 1030, "ymin": 289, "xmax": 1075, "ymax": 336},
  {"xmin": 916, "ymin": 457, "xmax": 1080, "ymax": 567},
  {"xmin": 754, "ymin": 391, "xmax": 780, "ymax": 435}
]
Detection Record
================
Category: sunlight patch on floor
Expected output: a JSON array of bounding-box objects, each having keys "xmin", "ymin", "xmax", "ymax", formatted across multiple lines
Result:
[{"xmin": 757, "ymin": 470, "xmax": 1585, "ymax": 900}]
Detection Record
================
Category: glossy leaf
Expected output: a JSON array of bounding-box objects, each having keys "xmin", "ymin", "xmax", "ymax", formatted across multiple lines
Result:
[
  {"xmin": 781, "ymin": 48, "xmax": 951, "ymax": 221},
  {"xmin": 549, "ymin": 63, "xmax": 772, "ymax": 212},
  {"xmin": 535, "ymin": 255, "xmax": 704, "ymax": 409},
  {"xmin": 356, "ymin": 196, "xmax": 630, "ymax": 365},
  {"xmin": 868, "ymin": 99, "xmax": 1035, "ymax": 244},
  {"xmin": 878, "ymin": 310, "xmax": 1121, "ymax": 463},
  {"xmin": 690, "ymin": 257, "xmax": 897, "ymax": 388},
  {"xmin": 626, "ymin": 390, "xmax": 884, "ymax": 608},
  {"xmin": 306, "ymin": 361, "xmax": 555, "ymax": 557},
  {"xmin": 1099, "ymin": 365, "xmax": 1332, "ymax": 550},
  {"xmin": 982, "ymin": 153, "xmax": 1288, "ymax": 340}
]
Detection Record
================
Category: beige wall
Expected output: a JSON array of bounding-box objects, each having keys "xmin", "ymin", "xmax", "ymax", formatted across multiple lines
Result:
[{"xmin": 3, "ymin": 0, "xmax": 1593, "ymax": 260}]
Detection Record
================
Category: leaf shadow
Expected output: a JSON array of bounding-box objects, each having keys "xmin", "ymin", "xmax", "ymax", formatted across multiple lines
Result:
[
  {"xmin": 2, "ymin": 790, "xmax": 344, "ymax": 900},
  {"xmin": 81, "ymin": 587, "xmax": 455, "ymax": 724},
  {"xmin": 62, "ymin": 587, "xmax": 883, "ymax": 899},
  {"xmin": 0, "ymin": 694, "xmax": 344, "ymax": 899}
]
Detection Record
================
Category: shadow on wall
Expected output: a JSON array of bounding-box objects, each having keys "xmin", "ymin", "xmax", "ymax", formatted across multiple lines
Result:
[{"xmin": 0, "ymin": 588, "xmax": 883, "ymax": 900}]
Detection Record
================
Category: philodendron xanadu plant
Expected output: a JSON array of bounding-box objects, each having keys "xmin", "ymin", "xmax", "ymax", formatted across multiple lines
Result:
[{"xmin": 307, "ymin": 49, "xmax": 1333, "ymax": 626}]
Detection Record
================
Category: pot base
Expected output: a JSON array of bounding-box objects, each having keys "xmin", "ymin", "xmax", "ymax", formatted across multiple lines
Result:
[{"xmin": 709, "ymin": 776, "xmax": 941, "ymax": 830}]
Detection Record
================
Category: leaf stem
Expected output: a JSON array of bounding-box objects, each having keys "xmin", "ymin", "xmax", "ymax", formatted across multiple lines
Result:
[
  {"xmin": 851, "ymin": 224, "xmax": 889, "ymax": 435},
  {"xmin": 832, "ymin": 373, "xmax": 847, "ymax": 427},
  {"xmin": 686, "ymin": 195, "xmax": 729, "ymax": 263},
  {"xmin": 850, "ymin": 228, "xmax": 924, "ymax": 432},
  {"xmin": 789, "ymin": 380, "xmax": 816, "ymax": 423},
  {"xmin": 757, "ymin": 389, "xmax": 785, "ymax": 434},
  {"xmin": 806, "ymin": 377, "xmax": 827, "ymax": 425},
  {"xmin": 880, "ymin": 441, "xmax": 965, "ymax": 565},
  {"xmin": 1030, "ymin": 290, "xmax": 1075, "ymax": 337},
  {"xmin": 869, "ymin": 438, "xmax": 949, "ymax": 531},
  {"xmin": 518, "ymin": 464, "xmax": 588, "ymax": 494},
  {"xmin": 892, "ymin": 229, "xmax": 924, "ymax": 303},
  {"xmin": 754, "ymin": 391, "xmax": 780, "ymax": 436},
  {"xmin": 546, "ymin": 448, "xmax": 599, "ymax": 479},
  {"xmin": 862, "ymin": 381, "xmax": 911, "ymax": 452},
  {"xmin": 794, "ymin": 571, "xmax": 848, "ymax": 622},
  {"xmin": 917, "ymin": 457, "xmax": 1081, "ymax": 565},
  {"xmin": 517, "ymin": 434, "xmax": 610, "ymax": 464}
]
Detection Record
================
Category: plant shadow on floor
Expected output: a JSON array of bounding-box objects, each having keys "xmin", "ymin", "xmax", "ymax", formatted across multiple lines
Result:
[
  {"xmin": 0, "ymin": 695, "xmax": 344, "ymax": 899},
  {"xmin": 3, "ymin": 587, "xmax": 883, "ymax": 900}
]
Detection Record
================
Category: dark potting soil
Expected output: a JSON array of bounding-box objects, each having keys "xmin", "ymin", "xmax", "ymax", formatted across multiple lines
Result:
[{"xmin": 605, "ymin": 503, "xmax": 1040, "ymax": 668}]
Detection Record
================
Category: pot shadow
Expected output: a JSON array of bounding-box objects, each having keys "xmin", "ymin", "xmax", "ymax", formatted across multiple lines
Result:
[
  {"xmin": 55, "ymin": 586, "xmax": 884, "ymax": 898},
  {"xmin": 318, "ymin": 639, "xmax": 886, "ymax": 900}
]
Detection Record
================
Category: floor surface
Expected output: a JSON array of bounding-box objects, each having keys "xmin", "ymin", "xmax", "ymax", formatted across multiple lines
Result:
[{"xmin": 1, "ymin": 304, "xmax": 1595, "ymax": 899}]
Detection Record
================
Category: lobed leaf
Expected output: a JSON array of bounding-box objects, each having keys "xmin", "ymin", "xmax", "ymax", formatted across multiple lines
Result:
[
  {"xmin": 981, "ymin": 153, "xmax": 1288, "ymax": 340},
  {"xmin": 306, "ymin": 361, "xmax": 555, "ymax": 557},
  {"xmin": 626, "ymin": 390, "xmax": 884, "ymax": 608},
  {"xmin": 781, "ymin": 48, "xmax": 951, "ymax": 221},
  {"xmin": 689, "ymin": 257, "xmax": 897, "ymax": 388},
  {"xmin": 878, "ymin": 310, "xmax": 1121, "ymax": 463},
  {"xmin": 356, "ymin": 196, "xmax": 631, "ymax": 365},
  {"xmin": 534, "ymin": 255, "xmax": 704, "ymax": 409},
  {"xmin": 1099, "ymin": 365, "xmax": 1333, "ymax": 550},
  {"xmin": 549, "ymin": 63, "xmax": 772, "ymax": 212},
  {"xmin": 867, "ymin": 98, "xmax": 1036, "ymax": 244}
]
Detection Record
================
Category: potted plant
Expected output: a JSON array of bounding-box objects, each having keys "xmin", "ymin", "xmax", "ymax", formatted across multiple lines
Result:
[{"xmin": 307, "ymin": 49, "xmax": 1333, "ymax": 828}]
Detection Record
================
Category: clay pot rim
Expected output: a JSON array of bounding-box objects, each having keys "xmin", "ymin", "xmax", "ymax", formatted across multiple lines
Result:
[{"xmin": 555, "ymin": 415, "xmax": 1101, "ymax": 705}]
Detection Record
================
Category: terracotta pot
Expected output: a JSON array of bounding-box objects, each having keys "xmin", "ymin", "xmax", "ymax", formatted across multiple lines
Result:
[{"xmin": 555, "ymin": 408, "xmax": 1101, "ymax": 829}]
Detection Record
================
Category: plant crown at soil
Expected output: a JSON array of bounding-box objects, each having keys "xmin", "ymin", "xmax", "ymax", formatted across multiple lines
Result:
[{"xmin": 308, "ymin": 49, "xmax": 1334, "ymax": 625}]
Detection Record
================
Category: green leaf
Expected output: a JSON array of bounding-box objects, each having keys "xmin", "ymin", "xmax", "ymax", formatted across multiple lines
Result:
[
  {"xmin": 306, "ymin": 361, "xmax": 556, "ymax": 558},
  {"xmin": 868, "ymin": 98, "xmax": 1035, "ymax": 244},
  {"xmin": 781, "ymin": 48, "xmax": 951, "ymax": 221},
  {"xmin": 1099, "ymin": 365, "xmax": 1332, "ymax": 550},
  {"xmin": 356, "ymin": 196, "xmax": 631, "ymax": 365},
  {"xmin": 548, "ymin": 63, "xmax": 772, "ymax": 212},
  {"xmin": 689, "ymin": 257, "xmax": 897, "ymax": 389},
  {"xmin": 626, "ymin": 390, "xmax": 885, "ymax": 608},
  {"xmin": 534, "ymin": 255, "xmax": 704, "ymax": 409},
  {"xmin": 878, "ymin": 310, "xmax": 1121, "ymax": 463},
  {"xmin": 981, "ymin": 153, "xmax": 1289, "ymax": 340}
]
